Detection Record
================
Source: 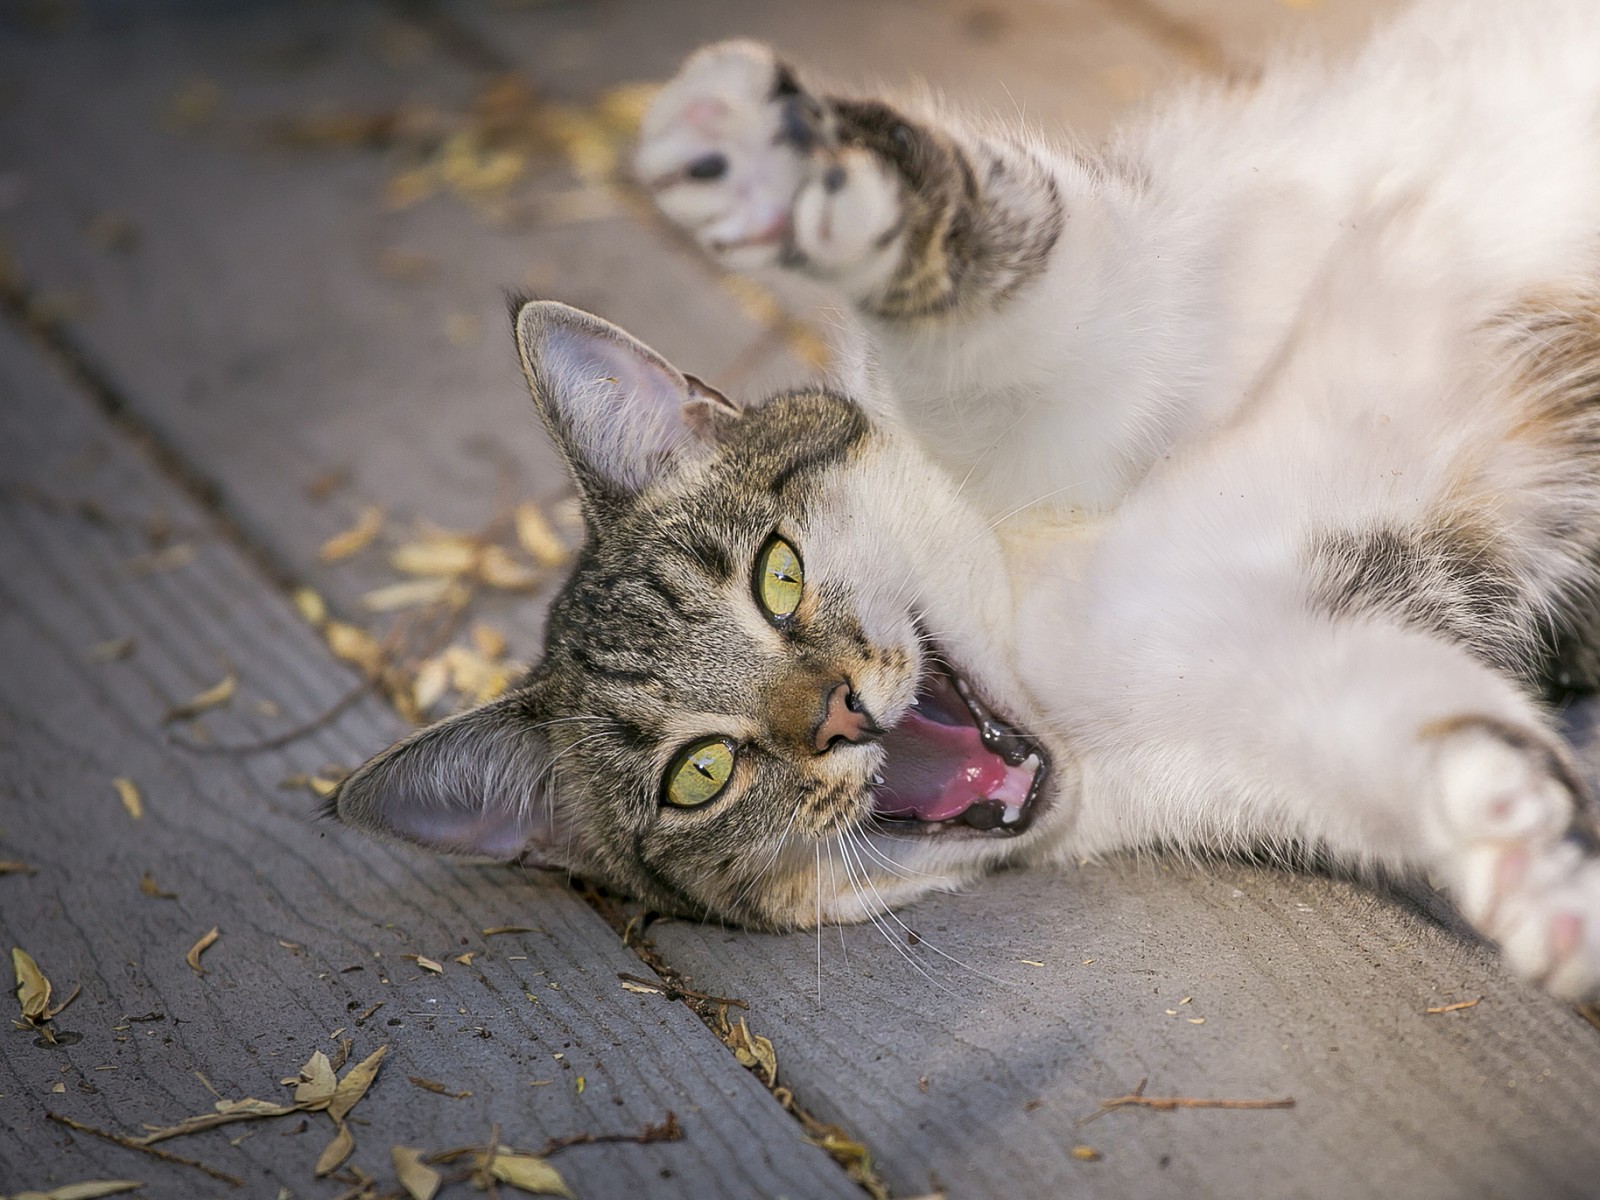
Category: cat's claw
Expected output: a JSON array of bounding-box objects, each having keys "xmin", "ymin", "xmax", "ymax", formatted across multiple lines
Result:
[
  {"xmin": 1427, "ymin": 718, "xmax": 1600, "ymax": 999},
  {"xmin": 638, "ymin": 41, "xmax": 904, "ymax": 280}
]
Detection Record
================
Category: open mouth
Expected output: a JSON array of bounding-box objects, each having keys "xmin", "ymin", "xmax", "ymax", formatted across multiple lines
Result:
[{"xmin": 869, "ymin": 653, "xmax": 1050, "ymax": 837}]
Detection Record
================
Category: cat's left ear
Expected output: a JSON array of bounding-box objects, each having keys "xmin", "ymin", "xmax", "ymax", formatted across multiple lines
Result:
[
  {"xmin": 513, "ymin": 299, "xmax": 742, "ymax": 506},
  {"xmin": 329, "ymin": 685, "xmax": 575, "ymax": 870}
]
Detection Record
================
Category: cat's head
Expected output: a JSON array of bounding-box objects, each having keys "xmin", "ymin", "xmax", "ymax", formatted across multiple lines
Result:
[{"xmin": 331, "ymin": 301, "xmax": 1064, "ymax": 928}]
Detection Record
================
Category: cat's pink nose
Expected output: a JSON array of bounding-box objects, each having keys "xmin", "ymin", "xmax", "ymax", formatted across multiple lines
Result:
[{"xmin": 814, "ymin": 682, "xmax": 881, "ymax": 753}]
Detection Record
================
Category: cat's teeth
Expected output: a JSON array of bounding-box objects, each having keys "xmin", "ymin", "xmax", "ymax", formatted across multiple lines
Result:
[
  {"xmin": 870, "ymin": 772, "xmax": 884, "ymax": 786},
  {"xmin": 1002, "ymin": 805, "xmax": 1022, "ymax": 825}
]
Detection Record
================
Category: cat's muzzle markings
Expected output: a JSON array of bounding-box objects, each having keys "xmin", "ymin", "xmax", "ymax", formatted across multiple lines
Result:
[{"xmin": 871, "ymin": 651, "xmax": 1049, "ymax": 836}]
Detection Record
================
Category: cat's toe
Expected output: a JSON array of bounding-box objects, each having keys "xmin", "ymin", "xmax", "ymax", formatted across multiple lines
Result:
[
  {"xmin": 1427, "ymin": 716, "xmax": 1600, "ymax": 999},
  {"xmin": 637, "ymin": 41, "xmax": 813, "ymax": 269},
  {"xmin": 1495, "ymin": 858, "xmax": 1600, "ymax": 1000},
  {"xmin": 791, "ymin": 146, "xmax": 904, "ymax": 280}
]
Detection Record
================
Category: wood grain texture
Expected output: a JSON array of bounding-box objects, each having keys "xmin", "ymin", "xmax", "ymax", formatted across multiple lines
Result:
[
  {"xmin": 0, "ymin": 322, "xmax": 859, "ymax": 1196},
  {"xmin": 13, "ymin": 1, "xmax": 1600, "ymax": 1198},
  {"xmin": 652, "ymin": 861, "xmax": 1600, "ymax": 1199}
]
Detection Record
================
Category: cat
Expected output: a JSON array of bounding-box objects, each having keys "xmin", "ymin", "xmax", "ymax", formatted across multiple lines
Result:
[{"xmin": 332, "ymin": 0, "xmax": 1600, "ymax": 1001}]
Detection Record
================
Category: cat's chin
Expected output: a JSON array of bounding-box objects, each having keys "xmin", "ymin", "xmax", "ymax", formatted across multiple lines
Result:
[{"xmin": 868, "ymin": 651, "xmax": 1050, "ymax": 839}]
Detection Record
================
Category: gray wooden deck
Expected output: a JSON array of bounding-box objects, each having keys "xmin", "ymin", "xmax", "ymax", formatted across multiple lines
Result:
[{"xmin": 6, "ymin": 1, "xmax": 1600, "ymax": 1197}]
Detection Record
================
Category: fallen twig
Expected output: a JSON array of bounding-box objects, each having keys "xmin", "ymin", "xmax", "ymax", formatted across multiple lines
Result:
[
  {"xmin": 617, "ymin": 971, "xmax": 748, "ymax": 1010},
  {"xmin": 1425, "ymin": 998, "xmax": 1481, "ymax": 1015},
  {"xmin": 46, "ymin": 1112, "xmax": 245, "ymax": 1187},
  {"xmin": 1096, "ymin": 1077, "xmax": 1295, "ymax": 1116},
  {"xmin": 538, "ymin": 1111, "xmax": 682, "ymax": 1156}
]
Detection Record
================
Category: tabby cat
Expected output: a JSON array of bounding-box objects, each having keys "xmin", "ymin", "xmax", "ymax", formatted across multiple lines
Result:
[{"xmin": 334, "ymin": 0, "xmax": 1600, "ymax": 999}]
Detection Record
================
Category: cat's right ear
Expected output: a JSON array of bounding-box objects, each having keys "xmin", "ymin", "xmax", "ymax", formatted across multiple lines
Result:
[
  {"xmin": 329, "ymin": 685, "xmax": 575, "ymax": 870},
  {"xmin": 512, "ymin": 299, "xmax": 742, "ymax": 508}
]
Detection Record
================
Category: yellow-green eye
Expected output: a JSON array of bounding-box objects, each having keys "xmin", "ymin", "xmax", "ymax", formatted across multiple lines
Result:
[
  {"xmin": 755, "ymin": 536, "xmax": 804, "ymax": 620},
  {"xmin": 664, "ymin": 738, "xmax": 737, "ymax": 809}
]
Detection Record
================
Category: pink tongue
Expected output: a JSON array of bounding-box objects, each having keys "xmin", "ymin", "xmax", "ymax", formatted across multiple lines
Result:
[{"xmin": 875, "ymin": 709, "xmax": 1011, "ymax": 822}]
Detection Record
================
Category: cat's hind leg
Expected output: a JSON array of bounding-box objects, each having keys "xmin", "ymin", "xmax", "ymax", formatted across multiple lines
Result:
[
  {"xmin": 1051, "ymin": 582, "xmax": 1600, "ymax": 1000},
  {"xmin": 636, "ymin": 41, "xmax": 1066, "ymax": 319}
]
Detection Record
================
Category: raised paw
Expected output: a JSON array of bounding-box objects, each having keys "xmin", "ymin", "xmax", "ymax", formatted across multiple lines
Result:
[
  {"xmin": 636, "ymin": 42, "xmax": 905, "ymax": 282},
  {"xmin": 1425, "ymin": 716, "xmax": 1600, "ymax": 1000}
]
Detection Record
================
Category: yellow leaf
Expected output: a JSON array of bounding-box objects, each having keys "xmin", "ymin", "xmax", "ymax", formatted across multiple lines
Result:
[
  {"xmin": 0, "ymin": 859, "xmax": 38, "ymax": 876},
  {"xmin": 390, "ymin": 539, "xmax": 478, "ymax": 577},
  {"xmin": 392, "ymin": 1145, "xmax": 442, "ymax": 1200},
  {"xmin": 113, "ymin": 777, "xmax": 143, "ymax": 819},
  {"xmin": 470, "ymin": 623, "xmax": 507, "ymax": 661},
  {"xmin": 293, "ymin": 587, "xmax": 328, "ymax": 628},
  {"xmin": 314, "ymin": 1120, "xmax": 355, "ymax": 1176},
  {"xmin": 1071, "ymin": 1145, "xmax": 1103, "ymax": 1161},
  {"xmin": 360, "ymin": 577, "xmax": 454, "ymax": 613},
  {"xmin": 411, "ymin": 655, "xmax": 452, "ymax": 712},
  {"xmin": 325, "ymin": 622, "xmax": 384, "ymax": 676},
  {"xmin": 513, "ymin": 503, "xmax": 570, "ymax": 568},
  {"xmin": 328, "ymin": 1045, "xmax": 388, "ymax": 1123},
  {"xmin": 488, "ymin": 1152, "xmax": 574, "ymax": 1198},
  {"xmin": 476, "ymin": 545, "xmax": 539, "ymax": 590},
  {"xmin": 162, "ymin": 671, "xmax": 236, "ymax": 722},
  {"xmin": 293, "ymin": 1050, "xmax": 338, "ymax": 1108},
  {"xmin": 726, "ymin": 1018, "xmax": 777, "ymax": 1085},
  {"xmin": 13, "ymin": 947, "xmax": 51, "ymax": 1021},
  {"xmin": 319, "ymin": 506, "xmax": 384, "ymax": 563},
  {"xmin": 185, "ymin": 927, "xmax": 220, "ymax": 976},
  {"xmin": 134, "ymin": 1098, "xmax": 297, "ymax": 1145},
  {"xmin": 38, "ymin": 1182, "xmax": 145, "ymax": 1200}
]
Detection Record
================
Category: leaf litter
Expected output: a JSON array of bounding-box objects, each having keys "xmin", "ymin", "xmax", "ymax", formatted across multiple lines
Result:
[{"xmin": 162, "ymin": 671, "xmax": 236, "ymax": 724}]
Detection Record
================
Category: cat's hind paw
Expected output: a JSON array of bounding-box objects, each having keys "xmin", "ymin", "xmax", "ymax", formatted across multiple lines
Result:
[
  {"xmin": 1426, "ymin": 716, "xmax": 1600, "ymax": 1000},
  {"xmin": 637, "ymin": 42, "xmax": 904, "ymax": 282}
]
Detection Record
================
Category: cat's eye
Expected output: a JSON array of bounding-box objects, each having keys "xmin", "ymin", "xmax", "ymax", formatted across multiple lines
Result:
[
  {"xmin": 755, "ymin": 535, "xmax": 804, "ymax": 621},
  {"xmin": 663, "ymin": 738, "xmax": 738, "ymax": 809}
]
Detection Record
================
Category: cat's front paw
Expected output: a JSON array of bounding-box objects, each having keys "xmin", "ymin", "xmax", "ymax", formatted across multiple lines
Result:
[
  {"xmin": 1425, "ymin": 716, "xmax": 1600, "ymax": 1000},
  {"xmin": 637, "ymin": 42, "xmax": 904, "ymax": 280}
]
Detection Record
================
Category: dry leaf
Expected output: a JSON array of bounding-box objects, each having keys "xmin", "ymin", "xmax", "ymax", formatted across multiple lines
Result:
[
  {"xmin": 1071, "ymin": 1145, "xmax": 1102, "ymax": 1162},
  {"xmin": 481, "ymin": 925, "xmax": 536, "ymax": 936},
  {"xmin": 392, "ymin": 1145, "xmax": 442, "ymax": 1200},
  {"xmin": 391, "ymin": 538, "xmax": 478, "ymax": 577},
  {"xmin": 477, "ymin": 545, "xmax": 539, "ymax": 590},
  {"xmin": 13, "ymin": 947, "xmax": 51, "ymax": 1021},
  {"xmin": 293, "ymin": 1050, "xmax": 338, "ymax": 1107},
  {"xmin": 135, "ymin": 1098, "xmax": 298, "ymax": 1145},
  {"xmin": 162, "ymin": 671, "xmax": 236, "ymax": 723},
  {"xmin": 319, "ymin": 506, "xmax": 384, "ymax": 563},
  {"xmin": 139, "ymin": 872, "xmax": 176, "ymax": 900},
  {"xmin": 185, "ymin": 927, "xmax": 220, "ymax": 976},
  {"xmin": 361, "ymin": 577, "xmax": 454, "ymax": 613},
  {"xmin": 20, "ymin": 1182, "xmax": 144, "ymax": 1200},
  {"xmin": 404, "ymin": 954, "xmax": 444, "ymax": 975},
  {"xmin": 411, "ymin": 655, "xmax": 451, "ymax": 712},
  {"xmin": 293, "ymin": 587, "xmax": 328, "ymax": 628},
  {"xmin": 452, "ymin": 952, "xmax": 476, "ymax": 966},
  {"xmin": 0, "ymin": 859, "xmax": 38, "ymax": 876},
  {"xmin": 314, "ymin": 1121, "xmax": 355, "ymax": 1176},
  {"xmin": 325, "ymin": 622, "xmax": 384, "ymax": 676},
  {"xmin": 513, "ymin": 503, "xmax": 569, "ymax": 568},
  {"xmin": 328, "ymin": 1045, "xmax": 388, "ymax": 1123},
  {"xmin": 487, "ymin": 1152, "xmax": 574, "ymax": 1198},
  {"xmin": 113, "ymin": 777, "xmax": 143, "ymax": 819},
  {"xmin": 470, "ymin": 623, "xmax": 507, "ymax": 661},
  {"xmin": 727, "ymin": 1018, "xmax": 777, "ymax": 1085},
  {"xmin": 620, "ymin": 981, "xmax": 661, "ymax": 995}
]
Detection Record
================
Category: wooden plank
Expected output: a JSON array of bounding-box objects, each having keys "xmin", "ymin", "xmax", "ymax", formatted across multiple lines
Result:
[
  {"xmin": 0, "ymin": 323, "xmax": 860, "ymax": 1196},
  {"xmin": 652, "ymin": 861, "xmax": 1600, "ymax": 1199},
  {"xmin": 0, "ymin": 0, "xmax": 782, "ymax": 661}
]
